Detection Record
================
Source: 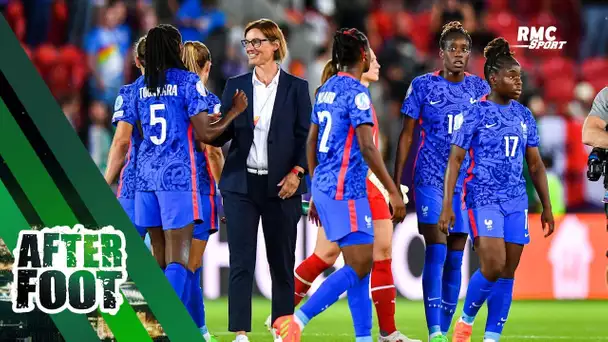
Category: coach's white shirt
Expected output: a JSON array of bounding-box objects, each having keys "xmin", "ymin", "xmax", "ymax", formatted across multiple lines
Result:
[{"xmin": 247, "ymin": 67, "xmax": 280, "ymax": 170}]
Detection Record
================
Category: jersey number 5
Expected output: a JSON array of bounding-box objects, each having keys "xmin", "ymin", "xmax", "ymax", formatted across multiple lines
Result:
[
  {"xmin": 150, "ymin": 104, "xmax": 167, "ymax": 145},
  {"xmin": 318, "ymin": 111, "xmax": 332, "ymax": 153},
  {"xmin": 504, "ymin": 136, "xmax": 519, "ymax": 157}
]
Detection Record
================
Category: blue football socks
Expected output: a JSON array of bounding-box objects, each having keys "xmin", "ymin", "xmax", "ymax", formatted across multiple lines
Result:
[
  {"xmin": 441, "ymin": 250, "xmax": 463, "ymax": 334},
  {"xmin": 461, "ymin": 270, "xmax": 496, "ymax": 324},
  {"xmin": 297, "ymin": 265, "xmax": 360, "ymax": 327},
  {"xmin": 347, "ymin": 273, "xmax": 372, "ymax": 340},
  {"xmin": 165, "ymin": 262, "xmax": 188, "ymax": 301},
  {"xmin": 485, "ymin": 278, "xmax": 514, "ymax": 340},
  {"xmin": 423, "ymin": 243, "xmax": 447, "ymax": 336}
]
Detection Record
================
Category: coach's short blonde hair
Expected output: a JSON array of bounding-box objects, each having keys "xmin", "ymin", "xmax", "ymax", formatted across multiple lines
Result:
[{"xmin": 244, "ymin": 19, "xmax": 287, "ymax": 62}]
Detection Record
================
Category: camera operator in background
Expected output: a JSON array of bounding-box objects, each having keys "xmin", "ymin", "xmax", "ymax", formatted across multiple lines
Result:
[
  {"xmin": 581, "ymin": 86, "xmax": 608, "ymax": 284},
  {"xmin": 583, "ymin": 87, "xmax": 608, "ymax": 148}
]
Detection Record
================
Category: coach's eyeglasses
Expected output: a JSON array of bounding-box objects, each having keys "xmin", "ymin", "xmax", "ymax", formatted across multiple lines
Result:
[{"xmin": 241, "ymin": 38, "xmax": 270, "ymax": 48}]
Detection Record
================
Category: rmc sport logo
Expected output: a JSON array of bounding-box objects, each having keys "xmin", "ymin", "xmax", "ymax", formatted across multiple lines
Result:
[{"xmin": 514, "ymin": 26, "xmax": 566, "ymax": 50}]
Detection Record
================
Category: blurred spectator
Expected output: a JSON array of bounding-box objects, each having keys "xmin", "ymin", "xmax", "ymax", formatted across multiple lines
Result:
[
  {"xmin": 334, "ymin": 0, "xmax": 369, "ymax": 33},
  {"xmin": 59, "ymin": 95, "xmax": 82, "ymax": 131},
  {"xmin": 174, "ymin": 0, "xmax": 226, "ymax": 43},
  {"xmin": 67, "ymin": 0, "xmax": 95, "ymax": 46},
  {"xmin": 22, "ymin": 0, "xmax": 53, "ymax": 46},
  {"xmin": 430, "ymin": 0, "xmax": 476, "ymax": 38},
  {"xmin": 580, "ymin": 0, "xmax": 608, "ymax": 60},
  {"xmin": 88, "ymin": 101, "xmax": 112, "ymax": 175},
  {"xmin": 84, "ymin": 0, "xmax": 131, "ymax": 108}
]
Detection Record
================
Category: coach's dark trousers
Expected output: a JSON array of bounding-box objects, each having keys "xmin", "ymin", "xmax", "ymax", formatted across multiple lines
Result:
[{"xmin": 223, "ymin": 172, "xmax": 301, "ymax": 332}]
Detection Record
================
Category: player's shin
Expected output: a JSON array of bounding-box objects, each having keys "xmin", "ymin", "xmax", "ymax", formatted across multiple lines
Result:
[
  {"xmin": 165, "ymin": 262, "xmax": 188, "ymax": 301},
  {"xmin": 422, "ymin": 244, "xmax": 447, "ymax": 337},
  {"xmin": 371, "ymin": 259, "xmax": 397, "ymax": 336},
  {"xmin": 460, "ymin": 269, "xmax": 496, "ymax": 324},
  {"xmin": 484, "ymin": 278, "xmax": 514, "ymax": 341},
  {"xmin": 348, "ymin": 273, "xmax": 373, "ymax": 341},
  {"xmin": 294, "ymin": 254, "xmax": 331, "ymax": 306},
  {"xmin": 296, "ymin": 264, "xmax": 360, "ymax": 328},
  {"xmin": 440, "ymin": 250, "xmax": 463, "ymax": 333}
]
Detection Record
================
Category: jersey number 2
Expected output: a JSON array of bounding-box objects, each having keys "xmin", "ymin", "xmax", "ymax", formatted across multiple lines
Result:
[
  {"xmin": 504, "ymin": 136, "xmax": 519, "ymax": 157},
  {"xmin": 318, "ymin": 111, "xmax": 332, "ymax": 153},
  {"xmin": 150, "ymin": 104, "xmax": 167, "ymax": 145}
]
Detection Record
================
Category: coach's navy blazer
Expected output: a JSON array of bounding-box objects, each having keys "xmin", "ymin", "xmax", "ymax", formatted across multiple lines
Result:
[{"xmin": 211, "ymin": 69, "xmax": 312, "ymax": 197}]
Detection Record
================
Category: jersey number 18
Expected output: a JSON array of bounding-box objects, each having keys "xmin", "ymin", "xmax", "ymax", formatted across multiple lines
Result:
[{"xmin": 150, "ymin": 104, "xmax": 167, "ymax": 145}]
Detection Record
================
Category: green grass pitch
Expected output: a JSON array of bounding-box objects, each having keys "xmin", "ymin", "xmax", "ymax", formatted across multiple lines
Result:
[{"xmin": 204, "ymin": 298, "xmax": 607, "ymax": 341}]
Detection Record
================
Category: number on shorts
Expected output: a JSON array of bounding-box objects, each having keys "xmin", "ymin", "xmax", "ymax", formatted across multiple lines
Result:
[
  {"xmin": 318, "ymin": 111, "xmax": 332, "ymax": 153},
  {"xmin": 150, "ymin": 104, "xmax": 167, "ymax": 145}
]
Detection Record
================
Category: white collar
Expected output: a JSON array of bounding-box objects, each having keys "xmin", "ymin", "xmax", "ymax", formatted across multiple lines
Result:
[{"xmin": 252, "ymin": 65, "xmax": 281, "ymax": 86}]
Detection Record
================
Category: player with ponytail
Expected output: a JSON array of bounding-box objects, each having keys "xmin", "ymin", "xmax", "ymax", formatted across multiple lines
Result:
[
  {"xmin": 289, "ymin": 43, "xmax": 419, "ymax": 342},
  {"xmin": 439, "ymin": 37, "xmax": 554, "ymax": 342}
]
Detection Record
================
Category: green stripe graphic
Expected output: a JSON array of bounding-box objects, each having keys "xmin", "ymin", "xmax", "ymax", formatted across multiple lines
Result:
[
  {"xmin": 0, "ymin": 16, "xmax": 202, "ymax": 341},
  {"xmin": 0, "ymin": 179, "xmax": 100, "ymax": 342},
  {"xmin": 0, "ymin": 101, "xmax": 151, "ymax": 342}
]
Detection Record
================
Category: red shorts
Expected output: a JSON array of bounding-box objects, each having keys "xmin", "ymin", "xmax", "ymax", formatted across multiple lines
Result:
[{"xmin": 366, "ymin": 178, "xmax": 392, "ymax": 220}]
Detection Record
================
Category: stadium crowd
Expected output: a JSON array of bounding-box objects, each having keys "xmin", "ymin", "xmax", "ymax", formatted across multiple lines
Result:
[{"xmin": 2, "ymin": 0, "xmax": 608, "ymax": 213}]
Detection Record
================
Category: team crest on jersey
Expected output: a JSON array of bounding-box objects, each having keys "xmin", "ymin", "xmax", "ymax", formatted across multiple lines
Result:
[
  {"xmin": 213, "ymin": 104, "xmax": 221, "ymax": 114},
  {"xmin": 114, "ymin": 95, "xmax": 123, "ymax": 111},
  {"xmin": 355, "ymin": 92, "xmax": 371, "ymax": 111},
  {"xmin": 196, "ymin": 81, "xmax": 206, "ymax": 96}
]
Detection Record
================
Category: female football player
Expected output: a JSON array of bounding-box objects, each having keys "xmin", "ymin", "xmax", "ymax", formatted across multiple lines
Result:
[
  {"xmin": 274, "ymin": 28, "xmax": 405, "ymax": 342},
  {"xmin": 181, "ymin": 40, "xmax": 223, "ymax": 342},
  {"xmin": 438, "ymin": 37, "xmax": 555, "ymax": 342},
  {"xmin": 393, "ymin": 21, "xmax": 489, "ymax": 342},
  {"xmin": 133, "ymin": 24, "xmax": 246, "ymax": 307},
  {"xmin": 284, "ymin": 50, "xmax": 419, "ymax": 342},
  {"xmin": 105, "ymin": 36, "xmax": 147, "ymax": 240}
]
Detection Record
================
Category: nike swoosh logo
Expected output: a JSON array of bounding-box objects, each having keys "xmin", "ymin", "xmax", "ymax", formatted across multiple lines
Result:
[
  {"xmin": 500, "ymin": 318, "xmax": 507, "ymax": 322},
  {"xmin": 470, "ymin": 98, "xmax": 477, "ymax": 104},
  {"xmin": 485, "ymin": 123, "xmax": 497, "ymax": 128},
  {"xmin": 525, "ymin": 233, "xmax": 530, "ymax": 237},
  {"xmin": 471, "ymin": 302, "xmax": 482, "ymax": 307},
  {"xmin": 430, "ymin": 100, "xmax": 441, "ymax": 105},
  {"xmin": 427, "ymin": 297, "xmax": 441, "ymax": 301}
]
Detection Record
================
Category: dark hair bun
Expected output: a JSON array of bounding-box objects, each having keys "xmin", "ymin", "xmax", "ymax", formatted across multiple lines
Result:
[
  {"xmin": 441, "ymin": 21, "xmax": 465, "ymax": 36},
  {"xmin": 484, "ymin": 37, "xmax": 514, "ymax": 59}
]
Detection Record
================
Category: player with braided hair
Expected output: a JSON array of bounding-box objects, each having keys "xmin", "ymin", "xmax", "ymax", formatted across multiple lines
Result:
[
  {"xmin": 394, "ymin": 21, "xmax": 489, "ymax": 342},
  {"xmin": 439, "ymin": 37, "xmax": 554, "ymax": 342},
  {"xmin": 283, "ymin": 47, "xmax": 419, "ymax": 342},
  {"xmin": 133, "ymin": 24, "xmax": 247, "ymax": 309},
  {"xmin": 274, "ymin": 28, "xmax": 405, "ymax": 342}
]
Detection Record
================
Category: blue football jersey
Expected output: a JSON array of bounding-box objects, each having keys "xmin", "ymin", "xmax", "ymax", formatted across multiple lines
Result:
[
  {"xmin": 451, "ymin": 100, "xmax": 540, "ymax": 209},
  {"xmin": 311, "ymin": 73, "xmax": 374, "ymax": 200},
  {"xmin": 199, "ymin": 87, "xmax": 221, "ymax": 195},
  {"xmin": 112, "ymin": 83, "xmax": 142, "ymax": 200},
  {"xmin": 133, "ymin": 69, "xmax": 210, "ymax": 192},
  {"xmin": 401, "ymin": 71, "xmax": 489, "ymax": 192}
]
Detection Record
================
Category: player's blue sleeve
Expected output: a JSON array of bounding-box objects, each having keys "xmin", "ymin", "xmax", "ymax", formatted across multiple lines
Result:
[
  {"xmin": 525, "ymin": 107, "xmax": 540, "ymax": 147},
  {"xmin": 112, "ymin": 85, "xmax": 136, "ymax": 126},
  {"xmin": 401, "ymin": 78, "xmax": 422, "ymax": 119},
  {"xmin": 185, "ymin": 73, "xmax": 209, "ymax": 118},
  {"xmin": 451, "ymin": 107, "xmax": 480, "ymax": 150},
  {"xmin": 347, "ymin": 86, "xmax": 374, "ymax": 127},
  {"xmin": 207, "ymin": 92, "xmax": 221, "ymax": 114}
]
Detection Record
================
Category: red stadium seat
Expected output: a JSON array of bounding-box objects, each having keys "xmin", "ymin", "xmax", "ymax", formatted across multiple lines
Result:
[
  {"xmin": 5, "ymin": 0, "xmax": 26, "ymax": 42},
  {"xmin": 410, "ymin": 11, "xmax": 431, "ymax": 56},
  {"xmin": 544, "ymin": 76, "xmax": 575, "ymax": 105},
  {"xmin": 58, "ymin": 45, "xmax": 86, "ymax": 67},
  {"xmin": 484, "ymin": 11, "xmax": 519, "ymax": 38},
  {"xmin": 487, "ymin": 0, "xmax": 509, "ymax": 12},
  {"xmin": 539, "ymin": 57, "xmax": 576, "ymax": 84},
  {"xmin": 34, "ymin": 44, "xmax": 59, "ymax": 80},
  {"xmin": 581, "ymin": 58, "xmax": 608, "ymax": 82}
]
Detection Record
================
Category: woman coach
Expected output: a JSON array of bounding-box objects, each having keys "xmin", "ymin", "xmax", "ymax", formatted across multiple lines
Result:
[{"xmin": 210, "ymin": 18, "xmax": 312, "ymax": 342}]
